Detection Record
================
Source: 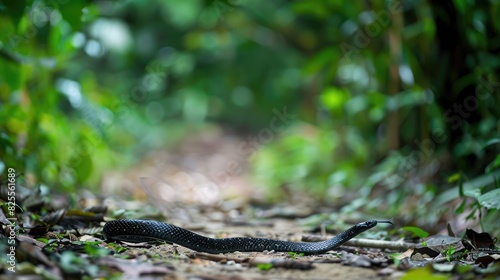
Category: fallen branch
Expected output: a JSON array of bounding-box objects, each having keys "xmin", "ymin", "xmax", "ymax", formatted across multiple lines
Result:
[{"xmin": 301, "ymin": 235, "xmax": 416, "ymax": 251}]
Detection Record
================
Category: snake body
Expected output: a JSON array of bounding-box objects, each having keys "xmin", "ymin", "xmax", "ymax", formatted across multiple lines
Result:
[{"xmin": 103, "ymin": 219, "xmax": 391, "ymax": 254}]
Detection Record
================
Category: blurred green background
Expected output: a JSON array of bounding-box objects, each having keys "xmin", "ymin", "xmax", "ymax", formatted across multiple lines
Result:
[{"xmin": 1, "ymin": 0, "xmax": 499, "ymax": 230}]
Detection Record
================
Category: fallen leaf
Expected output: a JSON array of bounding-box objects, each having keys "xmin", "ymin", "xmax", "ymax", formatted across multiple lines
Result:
[{"xmin": 466, "ymin": 229, "xmax": 495, "ymax": 249}]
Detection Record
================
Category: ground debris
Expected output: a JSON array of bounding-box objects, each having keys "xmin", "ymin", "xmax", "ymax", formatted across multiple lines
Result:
[
  {"xmin": 98, "ymin": 256, "xmax": 173, "ymax": 277},
  {"xmin": 191, "ymin": 252, "xmax": 314, "ymax": 270}
]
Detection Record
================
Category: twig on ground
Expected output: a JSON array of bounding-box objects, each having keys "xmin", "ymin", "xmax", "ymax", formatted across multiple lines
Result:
[{"xmin": 301, "ymin": 235, "xmax": 416, "ymax": 251}]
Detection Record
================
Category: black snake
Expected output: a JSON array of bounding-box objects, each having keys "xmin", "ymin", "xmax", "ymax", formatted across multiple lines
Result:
[{"xmin": 103, "ymin": 219, "xmax": 392, "ymax": 254}]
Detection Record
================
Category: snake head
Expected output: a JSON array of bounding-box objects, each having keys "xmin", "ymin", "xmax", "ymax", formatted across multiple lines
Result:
[
  {"xmin": 358, "ymin": 219, "xmax": 394, "ymax": 230},
  {"xmin": 358, "ymin": 220, "xmax": 378, "ymax": 229}
]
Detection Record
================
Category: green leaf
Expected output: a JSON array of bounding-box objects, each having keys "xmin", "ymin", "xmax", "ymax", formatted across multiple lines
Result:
[
  {"xmin": 463, "ymin": 188, "xmax": 482, "ymax": 199},
  {"xmin": 36, "ymin": 238, "xmax": 49, "ymax": 244},
  {"xmin": 478, "ymin": 188, "xmax": 500, "ymax": 209},
  {"xmin": 402, "ymin": 226, "xmax": 429, "ymax": 238}
]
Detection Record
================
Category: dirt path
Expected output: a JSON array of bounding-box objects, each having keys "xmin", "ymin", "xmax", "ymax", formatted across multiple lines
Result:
[
  {"xmin": 99, "ymin": 128, "xmax": 400, "ymax": 279},
  {"xmin": 107, "ymin": 221, "xmax": 399, "ymax": 279}
]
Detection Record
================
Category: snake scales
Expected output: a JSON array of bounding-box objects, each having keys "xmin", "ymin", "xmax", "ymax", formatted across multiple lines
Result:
[{"xmin": 103, "ymin": 219, "xmax": 392, "ymax": 254}]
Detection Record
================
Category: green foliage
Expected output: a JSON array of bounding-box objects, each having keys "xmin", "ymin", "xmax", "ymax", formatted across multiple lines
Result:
[
  {"xmin": 251, "ymin": 122, "xmax": 372, "ymax": 201},
  {"xmin": 36, "ymin": 237, "xmax": 49, "ymax": 244},
  {"xmin": 453, "ymin": 171, "xmax": 500, "ymax": 233},
  {"xmin": 107, "ymin": 243, "xmax": 127, "ymax": 254},
  {"xmin": 245, "ymin": 0, "xmax": 500, "ymax": 231},
  {"xmin": 287, "ymin": 252, "xmax": 304, "ymax": 259},
  {"xmin": 443, "ymin": 245, "xmax": 456, "ymax": 262},
  {"xmin": 0, "ymin": 1, "xmax": 189, "ymax": 190},
  {"xmin": 478, "ymin": 189, "xmax": 500, "ymax": 210},
  {"xmin": 0, "ymin": 1, "xmax": 112, "ymax": 188},
  {"xmin": 0, "ymin": 0, "xmax": 499, "ymax": 234},
  {"xmin": 83, "ymin": 243, "xmax": 112, "ymax": 257},
  {"xmin": 389, "ymin": 252, "xmax": 402, "ymax": 267}
]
